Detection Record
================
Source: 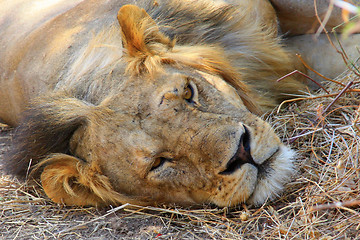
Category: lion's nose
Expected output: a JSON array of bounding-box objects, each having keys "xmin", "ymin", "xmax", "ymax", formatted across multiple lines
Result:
[{"xmin": 219, "ymin": 126, "xmax": 258, "ymax": 175}]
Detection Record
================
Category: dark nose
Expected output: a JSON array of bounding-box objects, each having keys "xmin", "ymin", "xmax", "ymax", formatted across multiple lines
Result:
[{"xmin": 219, "ymin": 126, "xmax": 257, "ymax": 175}]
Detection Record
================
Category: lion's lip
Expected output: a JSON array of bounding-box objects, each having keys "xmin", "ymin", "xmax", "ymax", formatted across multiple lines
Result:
[
  {"xmin": 246, "ymin": 145, "xmax": 295, "ymax": 206},
  {"xmin": 257, "ymin": 147, "xmax": 280, "ymax": 177},
  {"xmin": 219, "ymin": 126, "xmax": 258, "ymax": 175}
]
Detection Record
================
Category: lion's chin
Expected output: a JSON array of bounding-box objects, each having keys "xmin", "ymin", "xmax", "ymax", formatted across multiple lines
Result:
[{"xmin": 246, "ymin": 145, "xmax": 296, "ymax": 206}]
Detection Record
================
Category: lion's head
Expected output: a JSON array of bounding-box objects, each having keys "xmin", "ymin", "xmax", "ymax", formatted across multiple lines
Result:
[{"xmin": 5, "ymin": 3, "xmax": 297, "ymax": 207}]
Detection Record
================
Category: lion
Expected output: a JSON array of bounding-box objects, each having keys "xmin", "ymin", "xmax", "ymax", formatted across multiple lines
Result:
[{"xmin": 0, "ymin": 0, "xmax": 354, "ymax": 207}]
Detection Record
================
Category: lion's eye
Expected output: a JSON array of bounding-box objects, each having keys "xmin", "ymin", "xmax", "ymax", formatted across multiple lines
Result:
[
  {"xmin": 183, "ymin": 84, "xmax": 194, "ymax": 103},
  {"xmin": 150, "ymin": 157, "xmax": 168, "ymax": 171}
]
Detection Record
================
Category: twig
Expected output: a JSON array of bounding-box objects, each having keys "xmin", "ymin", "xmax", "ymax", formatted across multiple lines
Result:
[
  {"xmin": 333, "ymin": 32, "xmax": 360, "ymax": 76},
  {"xmin": 296, "ymin": 54, "xmax": 346, "ymax": 86},
  {"xmin": 277, "ymin": 93, "xmax": 343, "ymax": 114},
  {"xmin": 309, "ymin": 199, "xmax": 360, "ymax": 212},
  {"xmin": 276, "ymin": 69, "xmax": 330, "ymax": 93},
  {"xmin": 315, "ymin": 0, "xmax": 334, "ymax": 37},
  {"xmin": 57, "ymin": 203, "xmax": 130, "ymax": 234},
  {"xmin": 322, "ymin": 80, "xmax": 354, "ymax": 114}
]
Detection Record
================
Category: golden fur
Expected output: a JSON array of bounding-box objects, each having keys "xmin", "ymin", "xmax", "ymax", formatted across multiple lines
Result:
[{"xmin": 1, "ymin": 0, "xmax": 306, "ymax": 207}]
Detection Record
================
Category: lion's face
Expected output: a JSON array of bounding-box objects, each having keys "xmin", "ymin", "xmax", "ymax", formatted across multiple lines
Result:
[{"xmin": 64, "ymin": 66, "xmax": 294, "ymax": 207}]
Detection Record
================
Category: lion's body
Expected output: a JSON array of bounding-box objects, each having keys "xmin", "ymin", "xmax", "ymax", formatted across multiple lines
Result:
[
  {"xmin": 0, "ymin": 0, "xmax": 334, "ymax": 207},
  {"xmin": 0, "ymin": 0, "xmax": 123, "ymax": 125}
]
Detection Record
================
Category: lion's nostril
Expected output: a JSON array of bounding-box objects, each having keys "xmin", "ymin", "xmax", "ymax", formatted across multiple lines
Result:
[
  {"xmin": 242, "ymin": 126, "xmax": 251, "ymax": 153},
  {"xmin": 219, "ymin": 126, "xmax": 257, "ymax": 175}
]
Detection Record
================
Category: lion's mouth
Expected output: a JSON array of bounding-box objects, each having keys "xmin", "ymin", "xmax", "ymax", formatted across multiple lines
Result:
[
  {"xmin": 219, "ymin": 126, "xmax": 258, "ymax": 175},
  {"xmin": 257, "ymin": 147, "xmax": 280, "ymax": 178},
  {"xmin": 246, "ymin": 145, "xmax": 295, "ymax": 206}
]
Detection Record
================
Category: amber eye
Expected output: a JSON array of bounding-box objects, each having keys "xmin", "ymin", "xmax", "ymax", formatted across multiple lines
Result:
[{"xmin": 183, "ymin": 84, "xmax": 194, "ymax": 102}]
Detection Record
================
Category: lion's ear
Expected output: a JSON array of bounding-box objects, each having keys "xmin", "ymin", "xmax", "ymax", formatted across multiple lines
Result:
[
  {"xmin": 39, "ymin": 154, "xmax": 124, "ymax": 206},
  {"xmin": 117, "ymin": 4, "xmax": 173, "ymax": 57}
]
